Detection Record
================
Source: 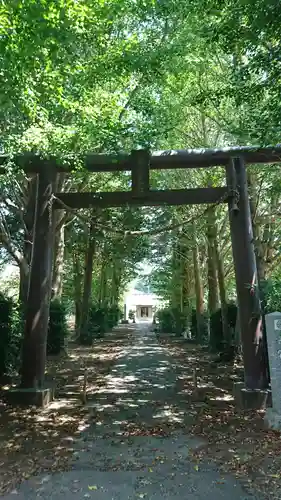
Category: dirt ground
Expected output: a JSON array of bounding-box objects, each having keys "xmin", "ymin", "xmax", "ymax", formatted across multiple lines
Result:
[
  {"xmin": 157, "ymin": 333, "xmax": 281, "ymax": 499},
  {"xmin": 0, "ymin": 326, "xmax": 280, "ymax": 498},
  {"xmin": 0, "ymin": 328, "xmax": 133, "ymax": 495}
]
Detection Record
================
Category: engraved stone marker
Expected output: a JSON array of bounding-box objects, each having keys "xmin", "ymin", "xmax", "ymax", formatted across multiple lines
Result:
[{"xmin": 265, "ymin": 312, "xmax": 281, "ymax": 429}]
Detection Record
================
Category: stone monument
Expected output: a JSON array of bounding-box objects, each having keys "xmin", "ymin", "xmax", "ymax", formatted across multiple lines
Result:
[{"xmin": 265, "ymin": 312, "xmax": 281, "ymax": 429}]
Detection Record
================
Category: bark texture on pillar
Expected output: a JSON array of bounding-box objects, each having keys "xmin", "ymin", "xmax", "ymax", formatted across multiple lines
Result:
[
  {"xmin": 131, "ymin": 149, "xmax": 150, "ymax": 193},
  {"xmin": 21, "ymin": 164, "xmax": 56, "ymax": 389},
  {"xmin": 226, "ymin": 157, "xmax": 267, "ymax": 389}
]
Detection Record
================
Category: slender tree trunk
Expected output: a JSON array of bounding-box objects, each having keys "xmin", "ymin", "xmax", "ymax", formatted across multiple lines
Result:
[
  {"xmin": 207, "ymin": 207, "xmax": 219, "ymax": 351},
  {"xmin": 171, "ymin": 238, "xmax": 182, "ymax": 311},
  {"xmin": 73, "ymin": 251, "xmax": 83, "ymax": 332},
  {"xmin": 102, "ymin": 265, "xmax": 109, "ymax": 306},
  {"xmin": 247, "ymin": 172, "xmax": 266, "ymax": 281},
  {"xmin": 19, "ymin": 266, "xmax": 29, "ymax": 307},
  {"xmin": 99, "ymin": 246, "xmax": 108, "ymax": 306},
  {"xmin": 52, "ymin": 215, "xmax": 65, "ymax": 299},
  {"xmin": 247, "ymin": 171, "xmax": 271, "ymax": 383},
  {"xmin": 79, "ymin": 223, "xmax": 96, "ymax": 339},
  {"xmin": 51, "ymin": 173, "xmax": 67, "ymax": 299},
  {"xmin": 192, "ymin": 222, "xmax": 205, "ymax": 342},
  {"xmin": 179, "ymin": 237, "xmax": 190, "ymax": 315},
  {"xmin": 19, "ymin": 175, "xmax": 37, "ymax": 305},
  {"xmin": 214, "ymin": 234, "xmax": 232, "ymax": 351},
  {"xmin": 110, "ymin": 260, "xmax": 121, "ymax": 306},
  {"xmin": 182, "ymin": 250, "xmax": 193, "ymax": 318},
  {"xmin": 172, "ymin": 235, "xmax": 186, "ymax": 335},
  {"xmin": 207, "ymin": 207, "xmax": 219, "ymax": 314},
  {"xmin": 247, "ymin": 172, "xmax": 278, "ymax": 281}
]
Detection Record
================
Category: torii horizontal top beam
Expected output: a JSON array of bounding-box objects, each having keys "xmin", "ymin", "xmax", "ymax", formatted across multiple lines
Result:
[
  {"xmin": 54, "ymin": 187, "xmax": 228, "ymax": 208},
  {"xmin": 1, "ymin": 145, "xmax": 281, "ymax": 173}
]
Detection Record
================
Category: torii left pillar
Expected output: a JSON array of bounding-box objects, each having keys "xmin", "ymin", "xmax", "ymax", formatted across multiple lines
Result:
[{"xmin": 8, "ymin": 162, "xmax": 56, "ymax": 407}]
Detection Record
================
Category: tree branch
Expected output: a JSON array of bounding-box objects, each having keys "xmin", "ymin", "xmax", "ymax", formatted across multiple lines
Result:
[{"xmin": 0, "ymin": 215, "xmax": 29, "ymax": 275}]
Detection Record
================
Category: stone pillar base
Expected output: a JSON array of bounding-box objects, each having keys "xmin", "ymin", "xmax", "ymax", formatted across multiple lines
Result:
[
  {"xmin": 4, "ymin": 387, "xmax": 54, "ymax": 408},
  {"xmin": 264, "ymin": 408, "xmax": 281, "ymax": 430},
  {"xmin": 233, "ymin": 382, "xmax": 269, "ymax": 410}
]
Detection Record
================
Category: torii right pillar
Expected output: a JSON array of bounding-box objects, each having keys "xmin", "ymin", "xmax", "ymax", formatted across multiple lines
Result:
[{"xmin": 226, "ymin": 157, "xmax": 269, "ymax": 409}]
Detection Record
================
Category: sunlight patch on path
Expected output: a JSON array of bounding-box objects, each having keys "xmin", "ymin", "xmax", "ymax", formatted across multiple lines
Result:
[{"xmin": 1, "ymin": 324, "xmax": 265, "ymax": 500}]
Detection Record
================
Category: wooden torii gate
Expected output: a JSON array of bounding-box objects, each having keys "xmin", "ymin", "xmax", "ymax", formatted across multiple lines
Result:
[{"xmin": 2, "ymin": 146, "xmax": 281, "ymax": 405}]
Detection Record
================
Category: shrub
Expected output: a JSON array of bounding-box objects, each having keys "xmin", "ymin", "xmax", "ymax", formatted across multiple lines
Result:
[
  {"xmin": 227, "ymin": 303, "xmax": 238, "ymax": 330},
  {"xmin": 107, "ymin": 305, "xmax": 121, "ymax": 329},
  {"xmin": 47, "ymin": 299, "xmax": 69, "ymax": 355},
  {"xmin": 260, "ymin": 279, "xmax": 281, "ymax": 314},
  {"xmin": 157, "ymin": 308, "xmax": 174, "ymax": 333},
  {"xmin": 9, "ymin": 301, "xmax": 24, "ymax": 372},
  {"xmin": 190, "ymin": 309, "xmax": 197, "ymax": 338},
  {"xmin": 209, "ymin": 309, "xmax": 224, "ymax": 352},
  {"xmin": 128, "ymin": 309, "xmax": 135, "ymax": 322},
  {"xmin": 190, "ymin": 309, "xmax": 209, "ymax": 343},
  {"xmin": 209, "ymin": 303, "xmax": 238, "ymax": 353},
  {"xmin": 80, "ymin": 304, "xmax": 121, "ymax": 345},
  {"xmin": 172, "ymin": 307, "xmax": 186, "ymax": 335},
  {"xmin": 157, "ymin": 307, "xmax": 186, "ymax": 335},
  {"xmin": 0, "ymin": 294, "xmax": 23, "ymax": 378}
]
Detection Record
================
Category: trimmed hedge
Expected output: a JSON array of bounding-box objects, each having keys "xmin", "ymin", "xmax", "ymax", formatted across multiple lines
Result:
[
  {"xmin": 0, "ymin": 295, "xmax": 69, "ymax": 377},
  {"xmin": 79, "ymin": 304, "xmax": 121, "ymax": 345},
  {"xmin": 47, "ymin": 299, "xmax": 69, "ymax": 355},
  {"xmin": 107, "ymin": 305, "xmax": 121, "ymax": 329},
  {"xmin": 209, "ymin": 303, "xmax": 238, "ymax": 353},
  {"xmin": 156, "ymin": 307, "xmax": 186, "ymax": 335},
  {"xmin": 0, "ymin": 293, "xmax": 23, "ymax": 378}
]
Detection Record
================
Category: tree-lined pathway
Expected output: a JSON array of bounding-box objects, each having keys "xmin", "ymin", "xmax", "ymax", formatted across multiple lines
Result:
[{"xmin": 2, "ymin": 324, "xmax": 265, "ymax": 499}]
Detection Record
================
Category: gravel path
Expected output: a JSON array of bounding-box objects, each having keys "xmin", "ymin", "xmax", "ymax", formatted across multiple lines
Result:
[{"xmin": 2, "ymin": 324, "xmax": 263, "ymax": 499}]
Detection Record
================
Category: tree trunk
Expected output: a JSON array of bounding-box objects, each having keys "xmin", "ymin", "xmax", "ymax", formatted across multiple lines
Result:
[
  {"xmin": 207, "ymin": 207, "xmax": 219, "ymax": 351},
  {"xmin": 73, "ymin": 251, "xmax": 83, "ymax": 332},
  {"xmin": 182, "ymin": 250, "xmax": 193, "ymax": 318},
  {"xmin": 192, "ymin": 222, "xmax": 205, "ymax": 342},
  {"xmin": 99, "ymin": 244, "xmax": 109, "ymax": 306},
  {"xmin": 51, "ymin": 174, "xmax": 67, "ymax": 299},
  {"xmin": 171, "ymin": 238, "xmax": 182, "ymax": 311},
  {"xmin": 179, "ymin": 237, "xmax": 191, "ymax": 316},
  {"xmin": 79, "ymin": 223, "xmax": 96, "ymax": 339},
  {"xmin": 52, "ymin": 215, "xmax": 65, "ymax": 300},
  {"xmin": 247, "ymin": 172, "xmax": 278, "ymax": 281},
  {"xmin": 19, "ymin": 266, "xmax": 29, "ymax": 308},
  {"xmin": 247, "ymin": 171, "xmax": 271, "ymax": 384},
  {"xmin": 214, "ymin": 234, "xmax": 232, "ymax": 350},
  {"xmin": 101, "ymin": 264, "xmax": 108, "ymax": 306},
  {"xmin": 19, "ymin": 175, "xmax": 37, "ymax": 305},
  {"xmin": 110, "ymin": 260, "xmax": 121, "ymax": 306},
  {"xmin": 247, "ymin": 172, "xmax": 266, "ymax": 281}
]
